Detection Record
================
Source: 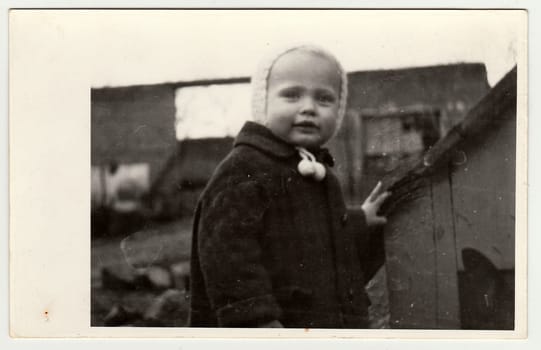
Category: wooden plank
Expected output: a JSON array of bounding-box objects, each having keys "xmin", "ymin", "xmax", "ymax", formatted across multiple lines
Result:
[
  {"xmin": 430, "ymin": 163, "xmax": 461, "ymax": 328},
  {"xmin": 451, "ymin": 110, "xmax": 516, "ymax": 271},
  {"xmin": 450, "ymin": 105, "xmax": 516, "ymax": 330},
  {"xmin": 384, "ymin": 164, "xmax": 461, "ymax": 329},
  {"xmin": 384, "ymin": 176, "xmax": 438, "ymax": 328}
]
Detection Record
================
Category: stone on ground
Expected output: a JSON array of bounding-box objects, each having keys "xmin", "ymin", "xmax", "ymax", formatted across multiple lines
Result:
[
  {"xmin": 143, "ymin": 289, "xmax": 190, "ymax": 326},
  {"xmin": 170, "ymin": 261, "xmax": 191, "ymax": 290}
]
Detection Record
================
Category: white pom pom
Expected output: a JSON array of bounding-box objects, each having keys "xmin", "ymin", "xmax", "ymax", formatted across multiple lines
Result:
[
  {"xmin": 313, "ymin": 162, "xmax": 326, "ymax": 181},
  {"xmin": 298, "ymin": 159, "xmax": 315, "ymax": 177}
]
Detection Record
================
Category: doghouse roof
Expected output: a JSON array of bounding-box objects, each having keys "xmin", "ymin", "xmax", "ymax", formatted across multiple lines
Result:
[{"xmin": 382, "ymin": 66, "xmax": 517, "ymax": 194}]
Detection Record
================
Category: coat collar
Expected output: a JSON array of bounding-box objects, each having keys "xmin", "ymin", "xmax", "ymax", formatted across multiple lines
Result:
[{"xmin": 234, "ymin": 121, "xmax": 335, "ymax": 166}]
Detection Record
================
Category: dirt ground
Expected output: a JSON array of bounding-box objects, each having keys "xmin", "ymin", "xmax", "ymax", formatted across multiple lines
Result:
[{"xmin": 91, "ymin": 218, "xmax": 390, "ymax": 328}]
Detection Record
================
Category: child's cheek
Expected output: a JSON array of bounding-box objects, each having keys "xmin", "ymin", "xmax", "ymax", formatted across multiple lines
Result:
[{"xmin": 322, "ymin": 115, "xmax": 339, "ymax": 135}]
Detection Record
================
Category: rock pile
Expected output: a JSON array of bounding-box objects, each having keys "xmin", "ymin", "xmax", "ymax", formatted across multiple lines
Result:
[{"xmin": 99, "ymin": 261, "xmax": 191, "ymax": 326}]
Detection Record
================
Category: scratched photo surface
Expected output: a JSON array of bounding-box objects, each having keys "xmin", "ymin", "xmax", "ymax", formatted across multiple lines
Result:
[{"xmin": 88, "ymin": 10, "xmax": 520, "ymax": 330}]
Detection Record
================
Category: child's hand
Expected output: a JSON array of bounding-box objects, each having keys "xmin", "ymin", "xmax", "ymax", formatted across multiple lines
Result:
[{"xmin": 361, "ymin": 181, "xmax": 391, "ymax": 226}]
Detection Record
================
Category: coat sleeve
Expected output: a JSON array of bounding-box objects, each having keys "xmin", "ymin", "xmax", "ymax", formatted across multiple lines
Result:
[
  {"xmin": 346, "ymin": 206, "xmax": 385, "ymax": 283},
  {"xmin": 197, "ymin": 179, "xmax": 282, "ymax": 327}
]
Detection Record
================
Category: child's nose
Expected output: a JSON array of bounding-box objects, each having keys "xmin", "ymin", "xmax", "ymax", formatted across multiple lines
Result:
[{"xmin": 300, "ymin": 97, "xmax": 316, "ymax": 116}]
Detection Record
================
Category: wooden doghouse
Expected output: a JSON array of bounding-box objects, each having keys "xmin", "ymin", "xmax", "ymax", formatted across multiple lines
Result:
[{"xmin": 381, "ymin": 67, "xmax": 517, "ymax": 329}]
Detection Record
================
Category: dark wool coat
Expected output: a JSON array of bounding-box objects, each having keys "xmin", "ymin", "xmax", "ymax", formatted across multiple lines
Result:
[{"xmin": 189, "ymin": 121, "xmax": 384, "ymax": 328}]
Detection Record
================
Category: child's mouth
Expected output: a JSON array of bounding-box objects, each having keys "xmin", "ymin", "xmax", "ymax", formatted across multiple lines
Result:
[{"xmin": 293, "ymin": 121, "xmax": 319, "ymax": 130}]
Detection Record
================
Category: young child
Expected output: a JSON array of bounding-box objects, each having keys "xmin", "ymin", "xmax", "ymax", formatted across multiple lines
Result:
[{"xmin": 189, "ymin": 44, "xmax": 390, "ymax": 328}]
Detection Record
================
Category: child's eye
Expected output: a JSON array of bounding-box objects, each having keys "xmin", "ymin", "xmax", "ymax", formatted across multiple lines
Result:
[
  {"xmin": 316, "ymin": 93, "xmax": 337, "ymax": 104},
  {"xmin": 279, "ymin": 89, "xmax": 301, "ymax": 100}
]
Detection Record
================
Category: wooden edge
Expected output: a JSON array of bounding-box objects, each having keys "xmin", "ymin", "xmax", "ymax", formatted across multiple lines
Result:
[{"xmin": 380, "ymin": 65, "xmax": 518, "ymax": 209}]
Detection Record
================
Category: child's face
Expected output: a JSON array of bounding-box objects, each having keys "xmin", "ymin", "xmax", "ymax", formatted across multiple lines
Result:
[{"xmin": 265, "ymin": 50, "xmax": 341, "ymax": 149}]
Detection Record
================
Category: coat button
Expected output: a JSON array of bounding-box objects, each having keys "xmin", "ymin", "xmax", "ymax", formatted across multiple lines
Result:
[{"xmin": 341, "ymin": 213, "xmax": 348, "ymax": 225}]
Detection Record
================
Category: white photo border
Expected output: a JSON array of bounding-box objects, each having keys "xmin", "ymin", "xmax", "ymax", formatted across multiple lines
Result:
[{"xmin": 3, "ymin": 1, "xmax": 539, "ymax": 349}]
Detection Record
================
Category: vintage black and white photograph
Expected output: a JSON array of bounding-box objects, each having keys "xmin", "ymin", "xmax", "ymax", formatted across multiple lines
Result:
[
  {"xmin": 86, "ymin": 9, "xmax": 524, "ymax": 331},
  {"xmin": 8, "ymin": 8, "xmax": 528, "ymax": 339}
]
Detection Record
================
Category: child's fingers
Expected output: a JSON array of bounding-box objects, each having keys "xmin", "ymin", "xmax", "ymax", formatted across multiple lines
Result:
[
  {"xmin": 378, "ymin": 216, "xmax": 388, "ymax": 225},
  {"xmin": 374, "ymin": 191, "xmax": 392, "ymax": 206},
  {"xmin": 368, "ymin": 181, "xmax": 383, "ymax": 201},
  {"xmin": 370, "ymin": 215, "xmax": 388, "ymax": 226}
]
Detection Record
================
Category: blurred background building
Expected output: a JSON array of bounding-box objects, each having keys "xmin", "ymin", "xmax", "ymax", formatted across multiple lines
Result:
[{"xmin": 91, "ymin": 63, "xmax": 490, "ymax": 234}]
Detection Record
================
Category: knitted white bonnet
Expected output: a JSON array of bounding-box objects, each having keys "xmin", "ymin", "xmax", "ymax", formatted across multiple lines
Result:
[{"xmin": 250, "ymin": 44, "xmax": 348, "ymax": 134}]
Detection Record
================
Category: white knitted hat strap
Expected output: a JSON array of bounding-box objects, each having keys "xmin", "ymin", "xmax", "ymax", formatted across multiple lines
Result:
[{"xmin": 296, "ymin": 147, "xmax": 316, "ymax": 162}]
